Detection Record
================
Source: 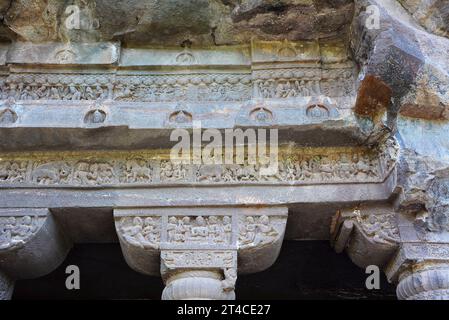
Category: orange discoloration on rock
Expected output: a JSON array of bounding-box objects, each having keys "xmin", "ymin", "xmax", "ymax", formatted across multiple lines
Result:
[{"xmin": 354, "ymin": 75, "xmax": 392, "ymax": 118}]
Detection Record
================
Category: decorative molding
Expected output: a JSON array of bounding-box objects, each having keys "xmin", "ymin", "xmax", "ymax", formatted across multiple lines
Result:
[
  {"xmin": 0, "ymin": 144, "xmax": 398, "ymax": 187},
  {"xmin": 0, "ymin": 40, "xmax": 357, "ymax": 103},
  {"xmin": 0, "ymin": 68, "xmax": 355, "ymax": 102},
  {"xmin": 161, "ymin": 250, "xmax": 236, "ymax": 270}
]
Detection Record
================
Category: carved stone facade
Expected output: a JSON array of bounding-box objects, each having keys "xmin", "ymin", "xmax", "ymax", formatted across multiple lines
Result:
[{"xmin": 0, "ymin": 0, "xmax": 448, "ymax": 301}]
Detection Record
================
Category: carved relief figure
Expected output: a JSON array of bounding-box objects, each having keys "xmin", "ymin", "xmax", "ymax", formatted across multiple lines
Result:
[
  {"xmin": 160, "ymin": 161, "xmax": 188, "ymax": 182},
  {"xmin": 124, "ymin": 160, "xmax": 152, "ymax": 183},
  {"xmin": 0, "ymin": 216, "xmax": 41, "ymax": 249},
  {"xmin": 354, "ymin": 210, "xmax": 400, "ymax": 244},
  {"xmin": 73, "ymin": 162, "xmax": 114, "ymax": 185},
  {"xmin": 239, "ymin": 215, "xmax": 279, "ymax": 248},
  {"xmin": 32, "ymin": 162, "xmax": 71, "ymax": 185},
  {"xmin": 120, "ymin": 216, "xmax": 160, "ymax": 249},
  {"xmin": 0, "ymin": 161, "xmax": 27, "ymax": 183},
  {"xmin": 167, "ymin": 216, "xmax": 232, "ymax": 245}
]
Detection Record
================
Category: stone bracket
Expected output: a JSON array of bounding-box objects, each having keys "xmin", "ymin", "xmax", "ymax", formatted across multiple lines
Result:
[
  {"xmin": 331, "ymin": 204, "xmax": 400, "ymax": 268},
  {"xmin": 0, "ymin": 208, "xmax": 71, "ymax": 280}
]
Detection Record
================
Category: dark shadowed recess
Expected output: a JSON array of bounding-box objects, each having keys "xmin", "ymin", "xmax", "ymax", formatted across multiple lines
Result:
[{"xmin": 13, "ymin": 241, "xmax": 396, "ymax": 300}]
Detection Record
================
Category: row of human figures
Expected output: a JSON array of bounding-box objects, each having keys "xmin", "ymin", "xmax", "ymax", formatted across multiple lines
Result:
[
  {"xmin": 0, "ymin": 78, "xmax": 351, "ymax": 102},
  {"xmin": 0, "ymin": 154, "xmax": 381, "ymax": 186},
  {"xmin": 119, "ymin": 215, "xmax": 279, "ymax": 248},
  {"xmin": 0, "ymin": 80, "xmax": 251, "ymax": 101}
]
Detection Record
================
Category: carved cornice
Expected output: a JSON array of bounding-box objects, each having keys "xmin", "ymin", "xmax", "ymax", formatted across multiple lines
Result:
[{"xmin": 0, "ymin": 40, "xmax": 356, "ymax": 104}]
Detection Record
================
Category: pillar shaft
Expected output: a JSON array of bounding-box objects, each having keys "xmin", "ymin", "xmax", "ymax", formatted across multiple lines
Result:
[{"xmin": 0, "ymin": 270, "xmax": 14, "ymax": 300}]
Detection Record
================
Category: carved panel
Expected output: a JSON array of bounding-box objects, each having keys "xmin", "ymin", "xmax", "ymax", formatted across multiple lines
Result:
[
  {"xmin": 0, "ymin": 215, "xmax": 45, "ymax": 250},
  {"xmin": 353, "ymin": 209, "xmax": 400, "ymax": 244},
  {"xmin": 161, "ymin": 250, "xmax": 236, "ymax": 269},
  {"xmin": 238, "ymin": 215, "xmax": 285, "ymax": 249},
  {"xmin": 167, "ymin": 216, "xmax": 232, "ymax": 245},
  {"xmin": 117, "ymin": 216, "xmax": 161, "ymax": 249}
]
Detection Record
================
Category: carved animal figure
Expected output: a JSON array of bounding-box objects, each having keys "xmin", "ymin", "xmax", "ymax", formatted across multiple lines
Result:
[
  {"xmin": 32, "ymin": 162, "xmax": 71, "ymax": 185},
  {"xmin": 126, "ymin": 160, "xmax": 151, "ymax": 182},
  {"xmin": 197, "ymin": 165, "xmax": 223, "ymax": 182}
]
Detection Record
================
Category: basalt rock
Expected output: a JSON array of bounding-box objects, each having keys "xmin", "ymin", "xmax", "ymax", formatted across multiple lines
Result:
[{"xmin": 0, "ymin": 0, "xmax": 354, "ymax": 45}]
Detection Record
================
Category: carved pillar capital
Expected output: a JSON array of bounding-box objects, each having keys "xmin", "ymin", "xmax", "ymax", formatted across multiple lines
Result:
[
  {"xmin": 0, "ymin": 208, "xmax": 71, "ymax": 299},
  {"xmin": 331, "ymin": 205, "xmax": 400, "ymax": 268},
  {"xmin": 385, "ymin": 243, "xmax": 449, "ymax": 300},
  {"xmin": 396, "ymin": 262, "xmax": 449, "ymax": 300},
  {"xmin": 114, "ymin": 206, "xmax": 287, "ymax": 300}
]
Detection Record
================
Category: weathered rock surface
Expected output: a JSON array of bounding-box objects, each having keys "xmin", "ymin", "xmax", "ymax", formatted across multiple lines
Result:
[
  {"xmin": 352, "ymin": 0, "xmax": 449, "ymax": 130},
  {"xmin": 0, "ymin": 0, "xmax": 354, "ymax": 44},
  {"xmin": 399, "ymin": 0, "xmax": 449, "ymax": 38}
]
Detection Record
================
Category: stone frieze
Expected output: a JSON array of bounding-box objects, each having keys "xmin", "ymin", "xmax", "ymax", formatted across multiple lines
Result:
[{"xmin": 0, "ymin": 143, "xmax": 398, "ymax": 187}]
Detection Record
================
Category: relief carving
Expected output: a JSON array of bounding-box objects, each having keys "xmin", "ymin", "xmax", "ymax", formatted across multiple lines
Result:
[
  {"xmin": 167, "ymin": 216, "xmax": 232, "ymax": 245},
  {"xmin": 0, "ymin": 146, "xmax": 395, "ymax": 187},
  {"xmin": 0, "ymin": 108, "xmax": 18, "ymax": 125},
  {"xmin": 31, "ymin": 161, "xmax": 72, "ymax": 185},
  {"xmin": 169, "ymin": 110, "xmax": 192, "ymax": 124},
  {"xmin": 161, "ymin": 250, "xmax": 236, "ymax": 269},
  {"xmin": 353, "ymin": 209, "xmax": 400, "ymax": 244},
  {"xmin": 0, "ymin": 161, "xmax": 27, "ymax": 183},
  {"xmin": 160, "ymin": 161, "xmax": 189, "ymax": 182},
  {"xmin": 0, "ymin": 56, "xmax": 354, "ymax": 103},
  {"xmin": 306, "ymin": 104, "xmax": 330, "ymax": 119},
  {"xmin": 118, "ymin": 216, "xmax": 161, "ymax": 249},
  {"xmin": 72, "ymin": 161, "xmax": 114, "ymax": 185},
  {"xmin": 238, "ymin": 215, "xmax": 281, "ymax": 248},
  {"xmin": 120, "ymin": 159, "xmax": 152, "ymax": 183},
  {"xmin": 222, "ymin": 268, "xmax": 238, "ymax": 292},
  {"xmin": 249, "ymin": 107, "xmax": 273, "ymax": 123},
  {"xmin": 84, "ymin": 109, "xmax": 106, "ymax": 124},
  {"xmin": 0, "ymin": 216, "xmax": 44, "ymax": 250}
]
